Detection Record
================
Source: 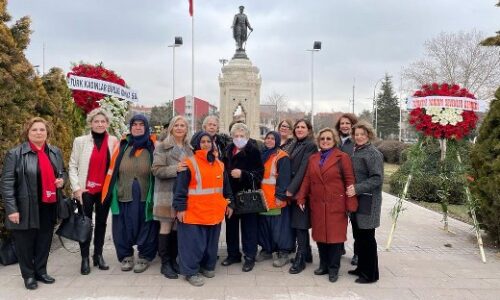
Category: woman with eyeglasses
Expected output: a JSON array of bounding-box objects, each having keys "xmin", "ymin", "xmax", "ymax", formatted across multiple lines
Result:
[
  {"xmin": 277, "ymin": 119, "xmax": 294, "ymax": 153},
  {"xmin": 295, "ymin": 128, "xmax": 357, "ymax": 283}
]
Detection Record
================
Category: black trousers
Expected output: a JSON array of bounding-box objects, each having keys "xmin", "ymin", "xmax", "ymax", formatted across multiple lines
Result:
[
  {"xmin": 317, "ymin": 242, "xmax": 343, "ymax": 275},
  {"xmin": 350, "ymin": 215, "xmax": 360, "ymax": 256},
  {"xmin": 79, "ymin": 192, "xmax": 110, "ymax": 257},
  {"xmin": 352, "ymin": 220, "xmax": 379, "ymax": 282},
  {"xmin": 225, "ymin": 213, "xmax": 258, "ymax": 261},
  {"xmin": 11, "ymin": 203, "xmax": 55, "ymax": 279},
  {"xmin": 295, "ymin": 228, "xmax": 311, "ymax": 255}
]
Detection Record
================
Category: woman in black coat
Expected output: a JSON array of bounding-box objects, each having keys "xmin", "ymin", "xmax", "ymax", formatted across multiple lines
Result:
[
  {"xmin": 285, "ymin": 119, "xmax": 318, "ymax": 274},
  {"xmin": 1, "ymin": 117, "xmax": 65, "ymax": 290},
  {"xmin": 220, "ymin": 123, "xmax": 264, "ymax": 272}
]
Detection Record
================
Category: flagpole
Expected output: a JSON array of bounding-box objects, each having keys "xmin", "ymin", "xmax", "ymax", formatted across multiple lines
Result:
[{"xmin": 191, "ymin": 9, "xmax": 195, "ymax": 132}]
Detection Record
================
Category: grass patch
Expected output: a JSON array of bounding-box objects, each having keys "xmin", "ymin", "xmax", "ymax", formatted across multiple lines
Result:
[{"xmin": 383, "ymin": 163, "xmax": 473, "ymax": 225}]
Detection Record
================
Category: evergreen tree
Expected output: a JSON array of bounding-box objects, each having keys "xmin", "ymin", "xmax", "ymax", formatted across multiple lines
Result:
[
  {"xmin": 470, "ymin": 87, "xmax": 500, "ymax": 246},
  {"xmin": 376, "ymin": 74, "xmax": 400, "ymax": 139},
  {"xmin": 149, "ymin": 103, "xmax": 173, "ymax": 128}
]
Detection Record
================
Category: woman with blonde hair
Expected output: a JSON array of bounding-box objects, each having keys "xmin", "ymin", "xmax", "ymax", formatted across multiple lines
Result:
[
  {"xmin": 151, "ymin": 115, "xmax": 193, "ymax": 279},
  {"xmin": 69, "ymin": 108, "xmax": 119, "ymax": 275}
]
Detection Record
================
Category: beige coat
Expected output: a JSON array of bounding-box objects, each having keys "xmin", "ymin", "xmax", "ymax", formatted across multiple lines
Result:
[
  {"xmin": 68, "ymin": 133, "xmax": 119, "ymax": 193},
  {"xmin": 151, "ymin": 137, "xmax": 193, "ymax": 220}
]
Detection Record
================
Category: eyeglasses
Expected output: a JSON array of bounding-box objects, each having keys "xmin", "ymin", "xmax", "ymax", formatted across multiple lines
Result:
[{"xmin": 320, "ymin": 137, "xmax": 333, "ymax": 141}]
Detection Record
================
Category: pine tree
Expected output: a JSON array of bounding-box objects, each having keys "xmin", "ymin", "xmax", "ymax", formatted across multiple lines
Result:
[
  {"xmin": 470, "ymin": 87, "xmax": 500, "ymax": 246},
  {"xmin": 376, "ymin": 74, "xmax": 400, "ymax": 139}
]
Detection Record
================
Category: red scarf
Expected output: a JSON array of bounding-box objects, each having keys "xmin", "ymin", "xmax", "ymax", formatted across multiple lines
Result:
[
  {"xmin": 29, "ymin": 142, "xmax": 57, "ymax": 203},
  {"xmin": 86, "ymin": 133, "xmax": 109, "ymax": 194}
]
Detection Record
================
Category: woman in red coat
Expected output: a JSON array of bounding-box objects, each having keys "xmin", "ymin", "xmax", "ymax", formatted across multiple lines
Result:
[{"xmin": 296, "ymin": 128, "xmax": 358, "ymax": 283}]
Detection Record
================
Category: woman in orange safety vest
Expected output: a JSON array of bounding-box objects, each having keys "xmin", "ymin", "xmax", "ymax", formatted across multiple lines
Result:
[
  {"xmin": 173, "ymin": 131, "xmax": 234, "ymax": 287},
  {"xmin": 257, "ymin": 131, "xmax": 293, "ymax": 268}
]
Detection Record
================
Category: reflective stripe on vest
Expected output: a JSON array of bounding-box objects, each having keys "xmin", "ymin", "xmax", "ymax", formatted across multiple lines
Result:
[
  {"xmin": 261, "ymin": 155, "xmax": 279, "ymax": 185},
  {"xmin": 187, "ymin": 157, "xmax": 224, "ymax": 195}
]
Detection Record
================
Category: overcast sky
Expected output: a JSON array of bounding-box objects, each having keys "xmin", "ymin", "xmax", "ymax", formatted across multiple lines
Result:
[{"xmin": 8, "ymin": 0, "xmax": 499, "ymax": 114}]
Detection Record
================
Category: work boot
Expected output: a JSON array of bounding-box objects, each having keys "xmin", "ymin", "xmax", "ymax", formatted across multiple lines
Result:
[
  {"xmin": 256, "ymin": 250, "xmax": 273, "ymax": 262},
  {"xmin": 133, "ymin": 257, "xmax": 149, "ymax": 273},
  {"xmin": 186, "ymin": 274, "xmax": 205, "ymax": 287},
  {"xmin": 272, "ymin": 252, "xmax": 290, "ymax": 267},
  {"xmin": 121, "ymin": 256, "xmax": 134, "ymax": 272}
]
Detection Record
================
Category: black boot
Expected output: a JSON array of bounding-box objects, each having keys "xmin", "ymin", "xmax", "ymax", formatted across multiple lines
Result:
[
  {"xmin": 158, "ymin": 234, "xmax": 178, "ymax": 279},
  {"xmin": 305, "ymin": 246, "xmax": 313, "ymax": 263},
  {"xmin": 93, "ymin": 254, "xmax": 109, "ymax": 270},
  {"xmin": 169, "ymin": 231, "xmax": 180, "ymax": 274},
  {"xmin": 81, "ymin": 257, "xmax": 90, "ymax": 275},
  {"xmin": 288, "ymin": 253, "xmax": 306, "ymax": 274}
]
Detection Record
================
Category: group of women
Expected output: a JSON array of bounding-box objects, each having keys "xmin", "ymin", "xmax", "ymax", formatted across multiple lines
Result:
[{"xmin": 1, "ymin": 110, "xmax": 383, "ymax": 289}]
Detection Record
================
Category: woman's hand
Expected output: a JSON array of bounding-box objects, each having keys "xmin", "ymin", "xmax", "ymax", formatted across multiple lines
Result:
[
  {"xmin": 286, "ymin": 191, "xmax": 293, "ymax": 198},
  {"xmin": 73, "ymin": 189, "xmax": 87, "ymax": 204},
  {"xmin": 177, "ymin": 162, "xmax": 188, "ymax": 172},
  {"xmin": 226, "ymin": 207, "xmax": 234, "ymax": 219},
  {"xmin": 230, "ymin": 169, "xmax": 242, "ymax": 178},
  {"xmin": 346, "ymin": 185, "xmax": 356, "ymax": 197},
  {"xmin": 55, "ymin": 178, "xmax": 64, "ymax": 189},
  {"xmin": 176, "ymin": 211, "xmax": 185, "ymax": 223},
  {"xmin": 8, "ymin": 212, "xmax": 20, "ymax": 224}
]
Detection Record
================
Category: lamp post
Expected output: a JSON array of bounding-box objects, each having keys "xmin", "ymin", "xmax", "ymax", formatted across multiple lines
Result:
[
  {"xmin": 168, "ymin": 36, "xmax": 183, "ymax": 117},
  {"xmin": 372, "ymin": 77, "xmax": 384, "ymax": 137},
  {"xmin": 306, "ymin": 41, "xmax": 321, "ymax": 128}
]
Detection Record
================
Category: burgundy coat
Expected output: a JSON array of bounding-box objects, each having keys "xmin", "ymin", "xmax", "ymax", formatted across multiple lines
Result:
[{"xmin": 296, "ymin": 148, "xmax": 358, "ymax": 244}]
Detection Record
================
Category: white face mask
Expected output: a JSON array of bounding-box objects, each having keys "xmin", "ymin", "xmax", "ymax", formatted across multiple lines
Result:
[{"xmin": 233, "ymin": 137, "xmax": 248, "ymax": 149}]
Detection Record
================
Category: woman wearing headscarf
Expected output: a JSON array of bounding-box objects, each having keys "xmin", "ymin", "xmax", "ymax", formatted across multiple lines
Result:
[
  {"xmin": 286, "ymin": 119, "xmax": 318, "ymax": 274},
  {"xmin": 68, "ymin": 108, "xmax": 119, "ymax": 275},
  {"xmin": 346, "ymin": 121, "xmax": 383, "ymax": 284},
  {"xmin": 295, "ymin": 128, "xmax": 358, "ymax": 283},
  {"xmin": 173, "ymin": 131, "xmax": 234, "ymax": 287},
  {"xmin": 1, "ymin": 117, "xmax": 65, "ymax": 289},
  {"xmin": 151, "ymin": 115, "xmax": 193, "ymax": 279},
  {"xmin": 257, "ymin": 131, "xmax": 293, "ymax": 267},
  {"xmin": 101, "ymin": 114, "xmax": 158, "ymax": 273}
]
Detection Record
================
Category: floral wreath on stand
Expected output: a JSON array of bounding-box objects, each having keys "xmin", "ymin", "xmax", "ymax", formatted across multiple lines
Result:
[
  {"xmin": 387, "ymin": 83, "xmax": 487, "ymax": 263},
  {"xmin": 67, "ymin": 63, "xmax": 130, "ymax": 138},
  {"xmin": 408, "ymin": 83, "xmax": 478, "ymax": 140}
]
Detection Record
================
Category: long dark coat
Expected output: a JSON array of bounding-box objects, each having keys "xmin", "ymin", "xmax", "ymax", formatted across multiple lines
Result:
[
  {"xmin": 286, "ymin": 138, "xmax": 318, "ymax": 229},
  {"xmin": 1, "ymin": 142, "xmax": 65, "ymax": 230},
  {"xmin": 224, "ymin": 142, "xmax": 264, "ymax": 195},
  {"xmin": 296, "ymin": 148, "xmax": 358, "ymax": 243}
]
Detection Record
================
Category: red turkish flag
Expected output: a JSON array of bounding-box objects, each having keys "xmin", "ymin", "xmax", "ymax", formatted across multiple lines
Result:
[{"xmin": 189, "ymin": 0, "xmax": 193, "ymax": 16}]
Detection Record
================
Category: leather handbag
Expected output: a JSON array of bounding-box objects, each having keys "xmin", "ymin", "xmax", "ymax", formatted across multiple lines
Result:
[
  {"xmin": 57, "ymin": 192, "xmax": 71, "ymax": 220},
  {"xmin": 234, "ymin": 173, "xmax": 268, "ymax": 215},
  {"xmin": 55, "ymin": 199, "xmax": 92, "ymax": 243}
]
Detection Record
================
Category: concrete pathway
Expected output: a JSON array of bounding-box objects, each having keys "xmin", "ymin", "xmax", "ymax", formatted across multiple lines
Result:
[{"xmin": 0, "ymin": 193, "xmax": 498, "ymax": 299}]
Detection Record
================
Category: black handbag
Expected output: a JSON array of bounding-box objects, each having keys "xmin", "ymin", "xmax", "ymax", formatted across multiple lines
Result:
[
  {"xmin": 57, "ymin": 192, "xmax": 71, "ymax": 220},
  {"xmin": 234, "ymin": 173, "xmax": 268, "ymax": 215},
  {"xmin": 0, "ymin": 237, "xmax": 17, "ymax": 266},
  {"xmin": 55, "ymin": 199, "xmax": 92, "ymax": 243}
]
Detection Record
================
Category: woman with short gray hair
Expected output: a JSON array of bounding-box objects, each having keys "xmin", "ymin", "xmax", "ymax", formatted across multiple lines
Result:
[{"xmin": 221, "ymin": 122, "xmax": 264, "ymax": 272}]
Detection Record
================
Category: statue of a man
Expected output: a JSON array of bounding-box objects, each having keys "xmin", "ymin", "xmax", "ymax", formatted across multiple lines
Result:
[{"xmin": 232, "ymin": 6, "xmax": 253, "ymax": 51}]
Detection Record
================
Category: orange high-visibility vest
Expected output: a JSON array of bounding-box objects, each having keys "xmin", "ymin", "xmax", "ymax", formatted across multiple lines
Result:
[
  {"xmin": 261, "ymin": 149, "xmax": 288, "ymax": 210},
  {"xmin": 183, "ymin": 155, "xmax": 228, "ymax": 225}
]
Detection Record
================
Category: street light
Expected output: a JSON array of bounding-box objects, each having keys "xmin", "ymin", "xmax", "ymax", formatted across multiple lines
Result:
[
  {"xmin": 306, "ymin": 41, "xmax": 321, "ymax": 128},
  {"xmin": 372, "ymin": 77, "xmax": 384, "ymax": 137},
  {"xmin": 168, "ymin": 36, "xmax": 183, "ymax": 117}
]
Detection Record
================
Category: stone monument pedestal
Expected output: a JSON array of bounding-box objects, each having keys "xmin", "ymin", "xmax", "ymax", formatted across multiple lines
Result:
[{"xmin": 218, "ymin": 57, "xmax": 261, "ymax": 139}]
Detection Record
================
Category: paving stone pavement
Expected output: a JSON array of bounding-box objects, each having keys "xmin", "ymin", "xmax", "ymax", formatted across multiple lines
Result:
[{"xmin": 1, "ymin": 192, "xmax": 499, "ymax": 300}]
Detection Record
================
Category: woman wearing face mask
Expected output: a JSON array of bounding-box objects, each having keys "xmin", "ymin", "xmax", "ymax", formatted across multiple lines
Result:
[
  {"xmin": 151, "ymin": 116, "xmax": 193, "ymax": 279},
  {"xmin": 220, "ymin": 123, "xmax": 264, "ymax": 272},
  {"xmin": 68, "ymin": 108, "xmax": 119, "ymax": 275},
  {"xmin": 346, "ymin": 121, "xmax": 383, "ymax": 284},
  {"xmin": 173, "ymin": 131, "xmax": 234, "ymax": 287},
  {"xmin": 285, "ymin": 119, "xmax": 318, "ymax": 274},
  {"xmin": 257, "ymin": 131, "xmax": 293, "ymax": 267},
  {"xmin": 295, "ymin": 128, "xmax": 357, "ymax": 283}
]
